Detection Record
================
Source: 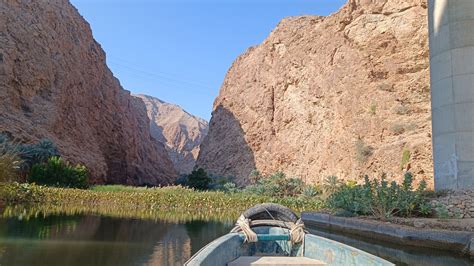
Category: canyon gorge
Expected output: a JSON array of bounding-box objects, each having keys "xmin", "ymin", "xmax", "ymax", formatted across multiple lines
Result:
[{"xmin": 1, "ymin": 0, "xmax": 433, "ymax": 186}]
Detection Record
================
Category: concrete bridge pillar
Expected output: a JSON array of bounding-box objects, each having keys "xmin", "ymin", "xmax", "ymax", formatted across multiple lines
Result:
[{"xmin": 428, "ymin": 0, "xmax": 474, "ymax": 190}]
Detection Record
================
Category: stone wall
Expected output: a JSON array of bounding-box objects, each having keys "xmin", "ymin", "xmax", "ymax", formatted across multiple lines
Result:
[{"xmin": 431, "ymin": 190, "xmax": 474, "ymax": 218}]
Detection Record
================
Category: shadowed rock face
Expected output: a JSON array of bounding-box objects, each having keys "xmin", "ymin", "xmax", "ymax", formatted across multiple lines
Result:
[
  {"xmin": 197, "ymin": 0, "xmax": 433, "ymax": 186},
  {"xmin": 0, "ymin": 0, "xmax": 177, "ymax": 185},
  {"xmin": 135, "ymin": 94, "xmax": 209, "ymax": 175},
  {"xmin": 197, "ymin": 105, "xmax": 256, "ymax": 185}
]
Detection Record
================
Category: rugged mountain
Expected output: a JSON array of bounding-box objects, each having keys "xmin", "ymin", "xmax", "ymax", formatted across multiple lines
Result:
[
  {"xmin": 197, "ymin": 0, "xmax": 432, "ymax": 186},
  {"xmin": 135, "ymin": 94, "xmax": 209, "ymax": 175},
  {"xmin": 0, "ymin": 0, "xmax": 177, "ymax": 185}
]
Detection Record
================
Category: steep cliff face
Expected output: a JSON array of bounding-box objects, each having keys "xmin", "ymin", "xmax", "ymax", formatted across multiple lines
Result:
[
  {"xmin": 0, "ymin": 0, "xmax": 177, "ymax": 185},
  {"xmin": 135, "ymin": 94, "xmax": 208, "ymax": 175},
  {"xmin": 197, "ymin": 0, "xmax": 433, "ymax": 186}
]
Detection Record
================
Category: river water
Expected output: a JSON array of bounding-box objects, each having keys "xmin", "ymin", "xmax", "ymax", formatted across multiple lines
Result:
[{"xmin": 0, "ymin": 214, "xmax": 472, "ymax": 266}]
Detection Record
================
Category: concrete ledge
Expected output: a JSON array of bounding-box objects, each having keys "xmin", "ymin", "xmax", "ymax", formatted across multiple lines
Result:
[{"xmin": 301, "ymin": 212, "xmax": 474, "ymax": 257}]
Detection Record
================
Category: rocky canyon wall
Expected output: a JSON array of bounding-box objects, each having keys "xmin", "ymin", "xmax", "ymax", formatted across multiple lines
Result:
[
  {"xmin": 0, "ymin": 0, "xmax": 177, "ymax": 185},
  {"xmin": 197, "ymin": 0, "xmax": 433, "ymax": 186},
  {"xmin": 135, "ymin": 94, "xmax": 208, "ymax": 175}
]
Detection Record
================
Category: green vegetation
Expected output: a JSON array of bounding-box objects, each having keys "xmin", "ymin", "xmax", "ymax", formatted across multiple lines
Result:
[
  {"xmin": 376, "ymin": 83, "xmax": 393, "ymax": 92},
  {"xmin": 243, "ymin": 171, "xmax": 305, "ymax": 197},
  {"xmin": 391, "ymin": 123, "xmax": 405, "ymax": 135},
  {"xmin": 178, "ymin": 170, "xmax": 318, "ymax": 199},
  {"xmin": 0, "ymin": 147, "xmax": 22, "ymax": 182},
  {"xmin": 369, "ymin": 103, "xmax": 377, "ymax": 115},
  {"xmin": 177, "ymin": 168, "xmax": 234, "ymax": 191},
  {"xmin": 186, "ymin": 168, "xmax": 212, "ymax": 190},
  {"xmin": 0, "ymin": 135, "xmax": 435, "ymax": 224},
  {"xmin": 209, "ymin": 175, "xmax": 235, "ymax": 190},
  {"xmin": 90, "ymin": 184, "xmax": 149, "ymax": 192},
  {"xmin": 222, "ymin": 182, "xmax": 238, "ymax": 193},
  {"xmin": 0, "ymin": 134, "xmax": 59, "ymax": 174},
  {"xmin": 393, "ymin": 105, "xmax": 409, "ymax": 115},
  {"xmin": 434, "ymin": 203, "xmax": 449, "ymax": 219},
  {"xmin": 0, "ymin": 135, "xmax": 89, "ymax": 188},
  {"xmin": 322, "ymin": 175, "xmax": 341, "ymax": 197},
  {"xmin": 355, "ymin": 139, "xmax": 373, "ymax": 163},
  {"xmin": 327, "ymin": 172, "xmax": 431, "ymax": 219},
  {"xmin": 0, "ymin": 167, "xmax": 324, "ymax": 220},
  {"xmin": 0, "ymin": 182, "xmax": 45, "ymax": 204},
  {"xmin": 400, "ymin": 148, "xmax": 411, "ymax": 169},
  {"xmin": 0, "ymin": 183, "xmax": 323, "ymax": 221},
  {"xmin": 406, "ymin": 123, "xmax": 417, "ymax": 131},
  {"xmin": 17, "ymin": 139, "xmax": 59, "ymax": 172},
  {"xmin": 301, "ymin": 185, "xmax": 320, "ymax": 198},
  {"xmin": 29, "ymin": 157, "xmax": 89, "ymax": 189},
  {"xmin": 0, "ymin": 169, "xmax": 435, "ymax": 223},
  {"xmin": 0, "ymin": 136, "xmax": 22, "ymax": 182},
  {"xmin": 391, "ymin": 123, "xmax": 417, "ymax": 135}
]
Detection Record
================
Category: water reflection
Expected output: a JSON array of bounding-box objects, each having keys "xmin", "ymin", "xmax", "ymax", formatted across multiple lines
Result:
[
  {"xmin": 0, "ymin": 214, "xmax": 232, "ymax": 266},
  {"xmin": 1, "ymin": 204, "xmax": 238, "ymax": 224}
]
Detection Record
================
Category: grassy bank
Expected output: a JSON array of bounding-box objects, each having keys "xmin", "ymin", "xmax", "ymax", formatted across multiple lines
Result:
[{"xmin": 0, "ymin": 183, "xmax": 323, "ymax": 222}]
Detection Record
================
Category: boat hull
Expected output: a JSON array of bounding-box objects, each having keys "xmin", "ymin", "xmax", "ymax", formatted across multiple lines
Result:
[{"xmin": 185, "ymin": 226, "xmax": 393, "ymax": 265}]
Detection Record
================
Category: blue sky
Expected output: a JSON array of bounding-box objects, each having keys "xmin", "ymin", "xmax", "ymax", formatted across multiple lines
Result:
[{"xmin": 71, "ymin": 0, "xmax": 346, "ymax": 120}]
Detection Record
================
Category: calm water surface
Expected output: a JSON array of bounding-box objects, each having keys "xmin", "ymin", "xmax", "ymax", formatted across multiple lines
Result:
[
  {"xmin": 0, "ymin": 214, "xmax": 472, "ymax": 266},
  {"xmin": 0, "ymin": 214, "xmax": 232, "ymax": 266}
]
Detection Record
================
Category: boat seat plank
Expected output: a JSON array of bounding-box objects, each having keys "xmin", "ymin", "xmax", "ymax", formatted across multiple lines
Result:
[{"xmin": 228, "ymin": 256, "xmax": 326, "ymax": 266}]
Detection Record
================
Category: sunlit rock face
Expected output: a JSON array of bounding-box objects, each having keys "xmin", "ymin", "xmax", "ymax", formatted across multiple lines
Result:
[
  {"xmin": 0, "ymin": 0, "xmax": 177, "ymax": 185},
  {"xmin": 135, "ymin": 94, "xmax": 209, "ymax": 175},
  {"xmin": 197, "ymin": 0, "xmax": 432, "ymax": 186}
]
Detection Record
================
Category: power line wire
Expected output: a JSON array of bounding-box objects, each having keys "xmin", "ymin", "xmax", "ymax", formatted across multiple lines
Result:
[
  {"xmin": 107, "ymin": 56, "xmax": 216, "ymax": 90},
  {"xmin": 109, "ymin": 63, "xmax": 217, "ymax": 96}
]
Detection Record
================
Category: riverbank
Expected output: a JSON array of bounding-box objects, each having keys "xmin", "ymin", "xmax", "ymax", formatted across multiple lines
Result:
[
  {"xmin": 302, "ymin": 212, "xmax": 474, "ymax": 258},
  {"xmin": 0, "ymin": 183, "xmax": 323, "ymax": 222}
]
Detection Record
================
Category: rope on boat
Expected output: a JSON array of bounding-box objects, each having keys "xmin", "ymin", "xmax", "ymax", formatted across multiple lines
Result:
[
  {"xmin": 236, "ymin": 215, "xmax": 258, "ymax": 243},
  {"xmin": 236, "ymin": 215, "xmax": 305, "ymax": 246},
  {"xmin": 289, "ymin": 218, "xmax": 305, "ymax": 244}
]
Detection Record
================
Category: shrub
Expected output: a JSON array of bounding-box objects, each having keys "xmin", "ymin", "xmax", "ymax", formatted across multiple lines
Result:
[
  {"xmin": 405, "ymin": 123, "xmax": 417, "ymax": 131},
  {"xmin": 327, "ymin": 179, "xmax": 372, "ymax": 215},
  {"xmin": 400, "ymin": 148, "xmax": 411, "ymax": 169},
  {"xmin": 209, "ymin": 175, "xmax": 235, "ymax": 190},
  {"xmin": 0, "ymin": 140, "xmax": 22, "ymax": 182},
  {"xmin": 391, "ymin": 124, "xmax": 405, "ymax": 135},
  {"xmin": 0, "ymin": 134, "xmax": 59, "ymax": 174},
  {"xmin": 248, "ymin": 170, "xmax": 262, "ymax": 184},
  {"xmin": 186, "ymin": 168, "xmax": 212, "ymax": 190},
  {"xmin": 0, "ymin": 182, "xmax": 45, "ymax": 204},
  {"xmin": 175, "ymin": 174, "xmax": 189, "ymax": 186},
  {"xmin": 377, "ymin": 83, "xmax": 393, "ymax": 92},
  {"xmin": 394, "ymin": 105, "xmax": 409, "ymax": 115},
  {"xmin": 346, "ymin": 180, "xmax": 358, "ymax": 188},
  {"xmin": 322, "ymin": 175, "xmax": 342, "ymax": 197},
  {"xmin": 28, "ymin": 157, "xmax": 89, "ymax": 189},
  {"xmin": 17, "ymin": 139, "xmax": 59, "ymax": 171},
  {"xmin": 434, "ymin": 203, "xmax": 449, "ymax": 219},
  {"xmin": 369, "ymin": 103, "xmax": 376, "ymax": 115},
  {"xmin": 355, "ymin": 139, "xmax": 373, "ymax": 163},
  {"xmin": 327, "ymin": 172, "xmax": 430, "ymax": 219},
  {"xmin": 91, "ymin": 185, "xmax": 148, "ymax": 192},
  {"xmin": 243, "ymin": 172, "xmax": 304, "ymax": 197},
  {"xmin": 222, "ymin": 182, "xmax": 238, "ymax": 193},
  {"xmin": 301, "ymin": 186, "xmax": 321, "ymax": 198},
  {"xmin": 391, "ymin": 123, "xmax": 417, "ymax": 135}
]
